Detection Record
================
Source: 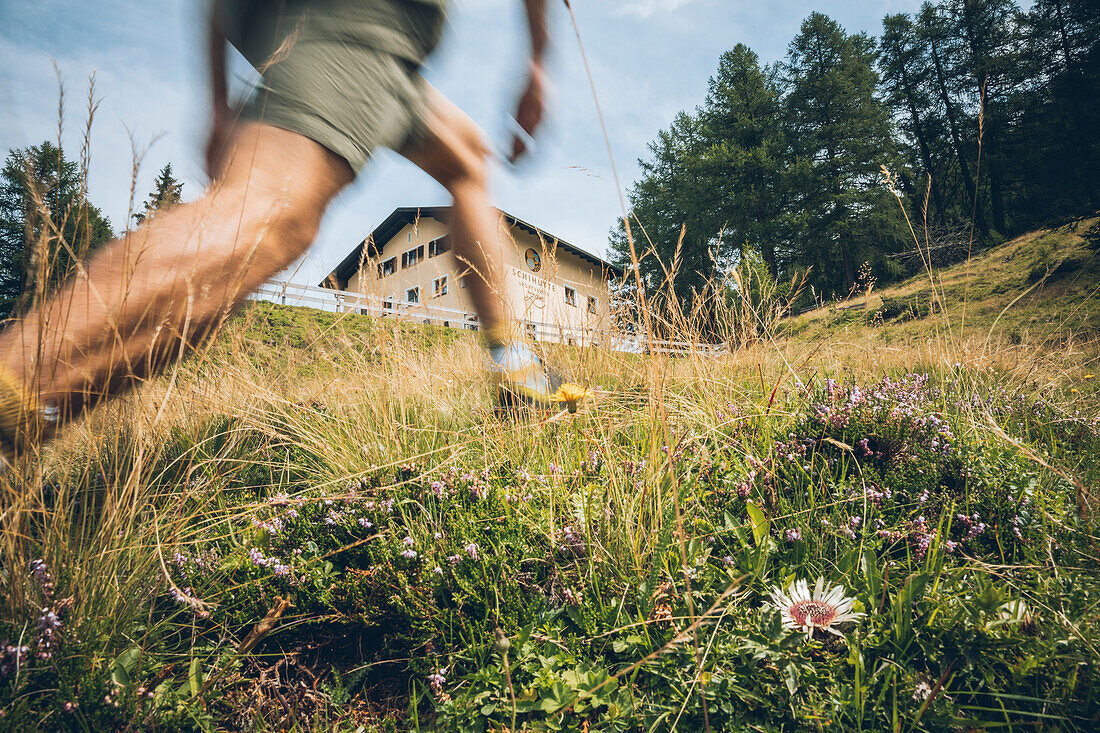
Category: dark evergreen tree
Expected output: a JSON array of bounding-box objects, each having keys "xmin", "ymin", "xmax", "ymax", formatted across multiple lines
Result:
[
  {"xmin": 1018, "ymin": 0, "xmax": 1100, "ymax": 218},
  {"xmin": 918, "ymin": 1, "xmax": 990, "ymax": 236},
  {"xmin": 783, "ymin": 13, "xmax": 905, "ymax": 295},
  {"xmin": 132, "ymin": 163, "xmax": 184, "ymax": 226},
  {"xmin": 945, "ymin": 0, "xmax": 1021, "ymax": 234},
  {"xmin": 608, "ymin": 2, "xmax": 1100, "ymax": 315},
  {"xmin": 700, "ymin": 44, "xmax": 789, "ymax": 278},
  {"xmin": 880, "ymin": 13, "xmax": 951, "ymax": 225},
  {"xmin": 0, "ymin": 141, "xmax": 113, "ymax": 317},
  {"xmin": 609, "ymin": 111, "xmax": 720, "ymax": 318}
]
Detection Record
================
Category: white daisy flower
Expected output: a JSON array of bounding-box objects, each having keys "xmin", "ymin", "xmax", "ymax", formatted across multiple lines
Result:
[{"xmin": 767, "ymin": 577, "xmax": 864, "ymax": 639}]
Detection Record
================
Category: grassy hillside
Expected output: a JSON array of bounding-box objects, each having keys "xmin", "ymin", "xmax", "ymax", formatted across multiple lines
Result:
[
  {"xmin": 783, "ymin": 218, "xmax": 1100, "ymax": 346},
  {"xmin": 2, "ymin": 226, "xmax": 1099, "ymax": 732}
]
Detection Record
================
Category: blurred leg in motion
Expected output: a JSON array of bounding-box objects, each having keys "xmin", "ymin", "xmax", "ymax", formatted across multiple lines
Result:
[
  {"xmin": 400, "ymin": 88, "xmax": 555, "ymax": 410},
  {"xmin": 0, "ymin": 122, "xmax": 352, "ymax": 454},
  {"xmin": 400, "ymin": 88, "xmax": 506, "ymax": 339}
]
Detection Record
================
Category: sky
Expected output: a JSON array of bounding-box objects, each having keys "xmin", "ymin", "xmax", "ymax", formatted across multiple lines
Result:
[{"xmin": 2, "ymin": 0, "xmax": 937, "ymax": 286}]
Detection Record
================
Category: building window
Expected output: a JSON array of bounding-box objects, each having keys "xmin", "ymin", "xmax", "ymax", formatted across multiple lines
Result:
[
  {"xmin": 458, "ymin": 275, "xmax": 468, "ymax": 289},
  {"xmin": 407, "ymin": 232, "xmax": 412, "ymax": 242},
  {"xmin": 401, "ymin": 245, "xmax": 424, "ymax": 269},
  {"xmin": 564, "ymin": 286, "xmax": 576, "ymax": 306},
  {"xmin": 378, "ymin": 257, "xmax": 396, "ymax": 278},
  {"xmin": 406, "ymin": 287, "xmax": 420, "ymax": 304},
  {"xmin": 382, "ymin": 297, "xmax": 394, "ymax": 311},
  {"xmin": 433, "ymin": 276, "xmax": 448, "ymax": 297},
  {"xmin": 587, "ymin": 295, "xmax": 598, "ymax": 314},
  {"xmin": 428, "ymin": 236, "xmax": 451, "ymax": 257},
  {"xmin": 525, "ymin": 322, "xmax": 538, "ymax": 340},
  {"xmin": 566, "ymin": 336, "xmax": 576, "ymax": 346}
]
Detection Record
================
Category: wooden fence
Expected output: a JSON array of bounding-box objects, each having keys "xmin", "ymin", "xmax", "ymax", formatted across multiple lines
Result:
[{"xmin": 249, "ymin": 280, "xmax": 729, "ymax": 356}]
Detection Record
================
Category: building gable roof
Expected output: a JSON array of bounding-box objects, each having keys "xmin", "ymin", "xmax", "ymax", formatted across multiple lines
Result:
[{"xmin": 322, "ymin": 206, "xmax": 622, "ymax": 287}]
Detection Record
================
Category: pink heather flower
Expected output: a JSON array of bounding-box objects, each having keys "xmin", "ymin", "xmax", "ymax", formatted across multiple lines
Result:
[
  {"xmin": 358, "ymin": 518, "xmax": 374, "ymax": 529},
  {"xmin": 248, "ymin": 548, "xmax": 268, "ymax": 567},
  {"xmin": 428, "ymin": 669, "xmax": 447, "ymax": 696},
  {"xmin": 785, "ymin": 528, "xmax": 802, "ymax": 542},
  {"xmin": 432, "ymin": 566, "xmax": 443, "ymax": 575},
  {"xmin": 273, "ymin": 563, "xmax": 290, "ymax": 577},
  {"xmin": 403, "ymin": 535, "xmax": 415, "ymax": 547},
  {"xmin": 400, "ymin": 549, "xmax": 418, "ymax": 560},
  {"xmin": 434, "ymin": 532, "xmax": 443, "ymax": 540},
  {"xmin": 548, "ymin": 462, "xmax": 561, "ymax": 475},
  {"xmin": 430, "ymin": 481, "xmax": 445, "ymax": 497},
  {"xmin": 170, "ymin": 586, "xmax": 194, "ymax": 605},
  {"xmin": 464, "ymin": 543, "xmax": 480, "ymax": 561},
  {"xmin": 563, "ymin": 588, "xmax": 583, "ymax": 605}
]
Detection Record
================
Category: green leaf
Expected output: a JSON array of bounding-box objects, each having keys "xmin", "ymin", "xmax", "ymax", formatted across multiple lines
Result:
[
  {"xmin": 745, "ymin": 501, "xmax": 768, "ymax": 546},
  {"xmin": 861, "ymin": 547, "xmax": 881, "ymax": 601},
  {"xmin": 110, "ymin": 646, "xmax": 142, "ymax": 690},
  {"xmin": 189, "ymin": 656, "xmax": 204, "ymax": 698}
]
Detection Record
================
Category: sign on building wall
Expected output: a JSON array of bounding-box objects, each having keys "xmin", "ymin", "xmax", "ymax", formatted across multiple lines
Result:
[{"xmin": 507, "ymin": 265, "xmax": 552, "ymax": 317}]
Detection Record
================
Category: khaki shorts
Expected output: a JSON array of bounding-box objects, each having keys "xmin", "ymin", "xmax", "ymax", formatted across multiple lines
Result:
[{"xmin": 217, "ymin": 0, "xmax": 446, "ymax": 172}]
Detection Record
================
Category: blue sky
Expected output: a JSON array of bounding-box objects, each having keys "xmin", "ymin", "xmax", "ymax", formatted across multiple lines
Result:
[{"xmin": 3, "ymin": 0, "xmax": 936, "ymax": 285}]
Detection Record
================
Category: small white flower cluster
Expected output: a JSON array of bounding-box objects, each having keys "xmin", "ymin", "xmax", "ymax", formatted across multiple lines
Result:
[{"xmin": 248, "ymin": 548, "xmax": 291, "ymax": 577}]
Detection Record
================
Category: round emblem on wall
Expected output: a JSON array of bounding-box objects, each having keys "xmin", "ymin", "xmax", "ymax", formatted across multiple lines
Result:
[{"xmin": 524, "ymin": 247, "xmax": 542, "ymax": 272}]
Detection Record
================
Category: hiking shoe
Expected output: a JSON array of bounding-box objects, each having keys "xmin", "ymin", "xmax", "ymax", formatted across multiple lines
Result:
[
  {"xmin": 488, "ymin": 341, "xmax": 557, "ymax": 411},
  {"xmin": 0, "ymin": 368, "xmax": 56, "ymax": 466},
  {"xmin": 487, "ymin": 341, "xmax": 592, "ymax": 414}
]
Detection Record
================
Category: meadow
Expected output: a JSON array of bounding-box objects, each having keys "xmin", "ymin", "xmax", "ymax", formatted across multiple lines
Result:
[{"xmin": 1, "ymin": 220, "xmax": 1099, "ymax": 731}]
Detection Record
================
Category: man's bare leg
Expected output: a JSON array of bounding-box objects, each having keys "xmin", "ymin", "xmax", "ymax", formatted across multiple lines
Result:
[
  {"xmin": 399, "ymin": 88, "xmax": 507, "ymax": 338},
  {"xmin": 400, "ymin": 88, "xmax": 556, "ymax": 407},
  {"xmin": 0, "ymin": 122, "xmax": 352, "ymax": 422}
]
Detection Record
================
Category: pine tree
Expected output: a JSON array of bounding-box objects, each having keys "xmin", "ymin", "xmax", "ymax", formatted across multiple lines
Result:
[
  {"xmin": 784, "ymin": 13, "xmax": 905, "ymax": 295},
  {"xmin": 700, "ymin": 44, "xmax": 788, "ymax": 278},
  {"xmin": 0, "ymin": 142, "xmax": 113, "ymax": 316},
  {"xmin": 1019, "ymin": 0, "xmax": 1100, "ymax": 215},
  {"xmin": 880, "ymin": 13, "xmax": 950, "ymax": 225},
  {"xmin": 918, "ymin": 1, "xmax": 989, "ymax": 236},
  {"xmin": 945, "ymin": 0, "xmax": 1020, "ymax": 234},
  {"xmin": 132, "ymin": 163, "xmax": 184, "ymax": 226},
  {"xmin": 609, "ymin": 111, "xmax": 719, "ymax": 319}
]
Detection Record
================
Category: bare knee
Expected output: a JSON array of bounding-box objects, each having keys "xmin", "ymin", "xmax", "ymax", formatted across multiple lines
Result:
[{"xmin": 416, "ymin": 116, "xmax": 490, "ymax": 193}]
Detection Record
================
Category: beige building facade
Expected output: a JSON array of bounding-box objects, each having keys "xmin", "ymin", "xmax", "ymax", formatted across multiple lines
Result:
[{"xmin": 322, "ymin": 207, "xmax": 621, "ymax": 344}]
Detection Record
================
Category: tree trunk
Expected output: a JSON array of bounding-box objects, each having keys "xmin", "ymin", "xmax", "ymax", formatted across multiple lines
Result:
[
  {"xmin": 901, "ymin": 63, "xmax": 948, "ymax": 224},
  {"xmin": 929, "ymin": 34, "xmax": 987, "ymax": 235}
]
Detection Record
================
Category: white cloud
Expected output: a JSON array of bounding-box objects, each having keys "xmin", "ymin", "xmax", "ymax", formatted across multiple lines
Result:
[{"xmin": 616, "ymin": 0, "xmax": 695, "ymax": 18}]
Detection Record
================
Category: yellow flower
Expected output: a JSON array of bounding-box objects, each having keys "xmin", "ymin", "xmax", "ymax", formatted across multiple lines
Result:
[
  {"xmin": 1085, "ymin": 374, "xmax": 1095, "ymax": 379},
  {"xmin": 550, "ymin": 383, "xmax": 591, "ymax": 413},
  {"xmin": 1071, "ymin": 388, "xmax": 1079, "ymax": 393}
]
